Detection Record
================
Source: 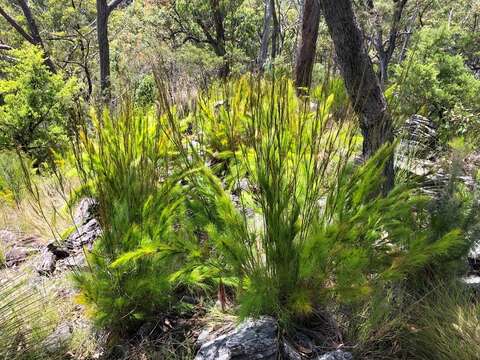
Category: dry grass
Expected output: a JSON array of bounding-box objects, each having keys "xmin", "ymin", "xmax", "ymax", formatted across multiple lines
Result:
[{"xmin": 0, "ymin": 166, "xmax": 80, "ymax": 241}]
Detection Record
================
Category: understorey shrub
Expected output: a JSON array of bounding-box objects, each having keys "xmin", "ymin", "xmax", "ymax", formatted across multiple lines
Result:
[
  {"xmin": 0, "ymin": 45, "xmax": 77, "ymax": 165},
  {"xmin": 177, "ymin": 77, "xmax": 468, "ymax": 326},
  {"xmin": 72, "ymin": 105, "xmax": 211, "ymax": 335}
]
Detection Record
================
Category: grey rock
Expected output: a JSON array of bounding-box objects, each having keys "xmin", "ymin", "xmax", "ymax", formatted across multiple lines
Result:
[
  {"xmin": 396, "ymin": 114, "xmax": 438, "ymax": 160},
  {"xmin": 57, "ymin": 252, "xmax": 87, "ymax": 271},
  {"xmin": 5, "ymin": 246, "xmax": 39, "ymax": 267},
  {"xmin": 232, "ymin": 178, "xmax": 250, "ymax": 195},
  {"xmin": 64, "ymin": 218, "xmax": 102, "ymax": 251},
  {"xmin": 460, "ymin": 275, "xmax": 480, "ymax": 290},
  {"xmin": 468, "ymin": 241, "xmax": 480, "ymax": 273},
  {"xmin": 74, "ymin": 198, "xmax": 98, "ymax": 225},
  {"xmin": 0, "ymin": 229, "xmax": 18, "ymax": 246},
  {"xmin": 35, "ymin": 249, "xmax": 57, "ymax": 275},
  {"xmin": 316, "ymin": 350, "xmax": 353, "ymax": 360},
  {"xmin": 282, "ymin": 341, "xmax": 302, "ymax": 360},
  {"xmin": 47, "ymin": 242, "xmax": 70, "ymax": 259},
  {"xmin": 43, "ymin": 323, "xmax": 73, "ymax": 353},
  {"xmin": 195, "ymin": 317, "xmax": 278, "ymax": 360}
]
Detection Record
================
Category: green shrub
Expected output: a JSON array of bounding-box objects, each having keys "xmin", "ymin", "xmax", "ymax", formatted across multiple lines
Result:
[
  {"xmin": 135, "ymin": 74, "xmax": 157, "ymax": 107},
  {"xmin": 0, "ymin": 46, "xmax": 77, "ymax": 164},
  {"xmin": 176, "ymin": 78, "xmax": 466, "ymax": 325},
  {"xmin": 393, "ymin": 24, "xmax": 480, "ymax": 143},
  {"xmin": 76, "ymin": 77, "xmax": 472, "ymax": 338},
  {"xmin": 73, "ymin": 106, "xmax": 212, "ymax": 335}
]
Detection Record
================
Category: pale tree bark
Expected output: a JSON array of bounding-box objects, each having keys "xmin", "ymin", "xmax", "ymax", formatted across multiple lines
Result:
[
  {"xmin": 319, "ymin": 0, "xmax": 394, "ymax": 190},
  {"xmin": 0, "ymin": 1, "xmax": 56, "ymax": 73},
  {"xmin": 256, "ymin": 0, "xmax": 272, "ymax": 71},
  {"xmin": 294, "ymin": 0, "xmax": 321, "ymax": 91}
]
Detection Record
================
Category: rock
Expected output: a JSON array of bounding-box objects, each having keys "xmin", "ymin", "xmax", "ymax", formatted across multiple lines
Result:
[
  {"xmin": 195, "ymin": 317, "xmax": 278, "ymax": 360},
  {"xmin": 57, "ymin": 252, "xmax": 87, "ymax": 271},
  {"xmin": 74, "ymin": 198, "xmax": 98, "ymax": 225},
  {"xmin": 316, "ymin": 350, "xmax": 353, "ymax": 360},
  {"xmin": 35, "ymin": 249, "xmax": 57, "ymax": 275},
  {"xmin": 282, "ymin": 341, "xmax": 302, "ymax": 360},
  {"xmin": 43, "ymin": 323, "xmax": 73, "ymax": 353},
  {"xmin": 5, "ymin": 246, "xmax": 39, "ymax": 267},
  {"xmin": 397, "ymin": 114, "xmax": 438, "ymax": 160},
  {"xmin": 64, "ymin": 218, "xmax": 102, "ymax": 251},
  {"xmin": 0, "ymin": 229, "xmax": 18, "ymax": 246},
  {"xmin": 47, "ymin": 242, "xmax": 70, "ymax": 259},
  {"xmin": 468, "ymin": 241, "xmax": 480, "ymax": 273},
  {"xmin": 460, "ymin": 275, "xmax": 480, "ymax": 291},
  {"xmin": 232, "ymin": 178, "xmax": 250, "ymax": 195},
  {"xmin": 18, "ymin": 234, "xmax": 45, "ymax": 249}
]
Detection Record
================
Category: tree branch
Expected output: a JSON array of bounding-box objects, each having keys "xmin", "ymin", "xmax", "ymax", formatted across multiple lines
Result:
[
  {"xmin": 16, "ymin": 0, "xmax": 44, "ymax": 45},
  {"xmin": 0, "ymin": 6, "xmax": 35, "ymax": 44},
  {"xmin": 107, "ymin": 0, "xmax": 125, "ymax": 14}
]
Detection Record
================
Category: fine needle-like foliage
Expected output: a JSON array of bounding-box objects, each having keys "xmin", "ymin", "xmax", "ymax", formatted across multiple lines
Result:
[
  {"xmin": 72, "ymin": 104, "xmax": 205, "ymax": 335},
  {"xmin": 170, "ymin": 77, "xmax": 467, "ymax": 326}
]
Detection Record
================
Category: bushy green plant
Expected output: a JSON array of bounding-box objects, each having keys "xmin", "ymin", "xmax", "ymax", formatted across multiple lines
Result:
[
  {"xmin": 135, "ymin": 74, "xmax": 157, "ymax": 107},
  {"xmin": 175, "ymin": 77, "xmax": 466, "ymax": 325},
  {"xmin": 72, "ymin": 106, "xmax": 214, "ymax": 335},
  {"xmin": 393, "ymin": 24, "xmax": 480, "ymax": 143},
  {"xmin": 0, "ymin": 45, "xmax": 77, "ymax": 164}
]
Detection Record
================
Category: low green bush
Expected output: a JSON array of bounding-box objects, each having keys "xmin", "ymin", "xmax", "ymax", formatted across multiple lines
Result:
[
  {"xmin": 393, "ymin": 24, "xmax": 480, "ymax": 144},
  {"xmin": 175, "ymin": 78, "xmax": 467, "ymax": 325},
  {"xmin": 0, "ymin": 45, "xmax": 77, "ymax": 164},
  {"xmin": 72, "ymin": 106, "xmax": 214, "ymax": 336},
  {"xmin": 74, "ymin": 78, "xmax": 475, "ymax": 342}
]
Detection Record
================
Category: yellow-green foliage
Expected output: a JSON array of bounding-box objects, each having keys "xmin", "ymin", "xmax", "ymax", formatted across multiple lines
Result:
[
  {"xmin": 73, "ymin": 105, "xmax": 216, "ymax": 335},
  {"xmin": 0, "ymin": 151, "xmax": 25, "ymax": 205},
  {"xmin": 181, "ymin": 77, "xmax": 467, "ymax": 324},
  {"xmin": 73, "ymin": 77, "xmax": 471, "ymax": 336},
  {"xmin": 0, "ymin": 45, "xmax": 78, "ymax": 164}
]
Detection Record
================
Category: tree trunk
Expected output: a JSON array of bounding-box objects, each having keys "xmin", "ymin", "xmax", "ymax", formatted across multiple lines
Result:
[
  {"xmin": 270, "ymin": 0, "xmax": 280, "ymax": 60},
  {"xmin": 97, "ymin": 0, "xmax": 111, "ymax": 102},
  {"xmin": 319, "ymin": 0, "xmax": 394, "ymax": 190},
  {"xmin": 210, "ymin": 0, "xmax": 229, "ymax": 78},
  {"xmin": 256, "ymin": 0, "xmax": 272, "ymax": 71},
  {"xmin": 294, "ymin": 0, "xmax": 321, "ymax": 92},
  {"xmin": 369, "ymin": 0, "xmax": 408, "ymax": 87}
]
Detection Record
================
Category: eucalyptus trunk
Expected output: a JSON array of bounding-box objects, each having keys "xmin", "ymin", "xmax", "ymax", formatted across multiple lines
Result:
[{"xmin": 319, "ymin": 0, "xmax": 394, "ymax": 190}]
